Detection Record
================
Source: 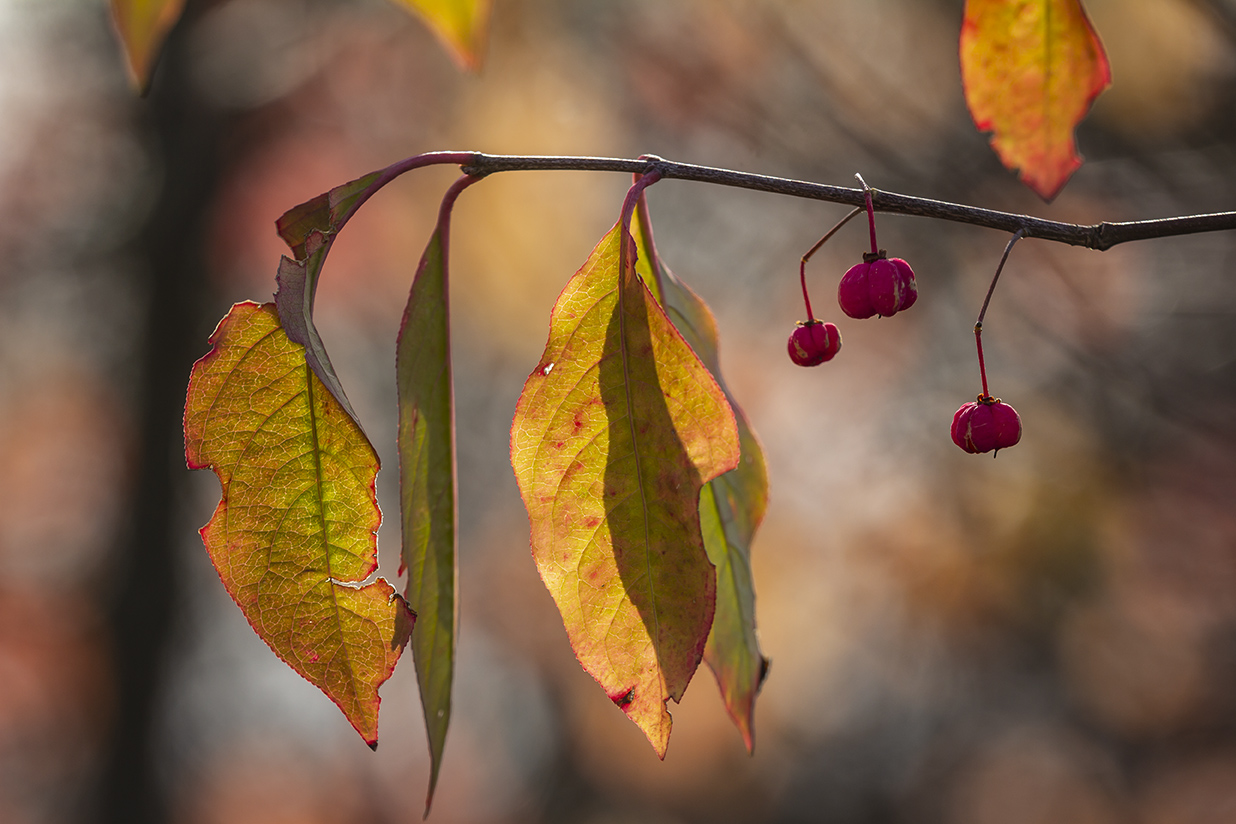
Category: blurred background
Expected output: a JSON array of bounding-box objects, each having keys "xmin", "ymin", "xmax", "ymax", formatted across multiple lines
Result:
[{"xmin": 3, "ymin": 0, "xmax": 1236, "ymax": 821}]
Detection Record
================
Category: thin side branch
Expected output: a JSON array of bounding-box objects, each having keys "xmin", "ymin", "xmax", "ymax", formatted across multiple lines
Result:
[{"xmin": 454, "ymin": 152, "xmax": 1236, "ymax": 250}]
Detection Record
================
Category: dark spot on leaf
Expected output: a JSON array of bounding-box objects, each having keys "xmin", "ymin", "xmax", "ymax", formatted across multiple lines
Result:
[
  {"xmin": 611, "ymin": 687, "xmax": 636, "ymax": 709},
  {"xmin": 757, "ymin": 656, "xmax": 771, "ymax": 690}
]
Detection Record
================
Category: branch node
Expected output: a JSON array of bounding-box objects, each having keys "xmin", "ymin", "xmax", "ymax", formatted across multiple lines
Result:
[{"xmin": 638, "ymin": 154, "xmax": 668, "ymax": 178}]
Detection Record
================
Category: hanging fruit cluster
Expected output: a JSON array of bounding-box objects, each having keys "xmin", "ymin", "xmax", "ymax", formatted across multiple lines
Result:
[{"xmin": 788, "ymin": 176, "xmax": 1021, "ymax": 455}]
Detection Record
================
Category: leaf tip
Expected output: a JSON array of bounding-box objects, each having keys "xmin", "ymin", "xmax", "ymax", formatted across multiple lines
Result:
[
  {"xmin": 423, "ymin": 754, "xmax": 446, "ymax": 818},
  {"xmin": 109, "ymin": 0, "xmax": 185, "ymax": 94},
  {"xmin": 389, "ymin": 0, "xmax": 492, "ymax": 73}
]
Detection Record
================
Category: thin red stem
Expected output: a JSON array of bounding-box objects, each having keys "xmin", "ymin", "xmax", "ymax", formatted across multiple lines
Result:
[
  {"xmin": 433, "ymin": 174, "xmax": 483, "ymax": 319},
  {"xmin": 866, "ymin": 190, "xmax": 878, "ymax": 255},
  {"xmin": 975, "ymin": 325, "xmax": 990, "ymax": 399},
  {"xmin": 799, "ymin": 258, "xmax": 816, "ymax": 322},
  {"xmin": 973, "ymin": 230, "xmax": 1025, "ymax": 399},
  {"xmin": 855, "ymin": 173, "xmax": 878, "ymax": 255},
  {"xmin": 977, "ymin": 229, "xmax": 1025, "ymax": 326},
  {"xmin": 620, "ymin": 171, "xmax": 663, "ymax": 283},
  {"xmin": 333, "ymin": 151, "xmax": 477, "ymax": 232},
  {"xmin": 799, "ymin": 206, "xmax": 863, "ymax": 322},
  {"xmin": 802, "ymin": 206, "xmax": 864, "ymax": 264}
]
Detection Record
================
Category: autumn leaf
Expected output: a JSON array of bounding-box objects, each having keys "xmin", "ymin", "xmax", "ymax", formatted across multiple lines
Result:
[
  {"xmin": 396, "ymin": 177, "xmax": 477, "ymax": 813},
  {"xmin": 109, "ymin": 0, "xmax": 185, "ymax": 92},
  {"xmin": 632, "ymin": 197, "xmax": 770, "ymax": 753},
  {"xmin": 276, "ymin": 172, "xmax": 385, "ymax": 260},
  {"xmin": 510, "ymin": 220, "xmax": 741, "ymax": 757},
  {"xmin": 388, "ymin": 0, "xmax": 492, "ymax": 70},
  {"xmin": 960, "ymin": 0, "xmax": 1111, "ymax": 200},
  {"xmin": 274, "ymin": 172, "xmax": 386, "ymax": 430},
  {"xmin": 185, "ymin": 301, "xmax": 414, "ymax": 747}
]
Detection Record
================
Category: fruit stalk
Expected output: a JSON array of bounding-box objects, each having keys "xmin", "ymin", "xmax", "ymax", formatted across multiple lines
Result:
[
  {"xmin": 856, "ymin": 173, "xmax": 879, "ymax": 255},
  {"xmin": 973, "ymin": 229, "xmax": 1025, "ymax": 398},
  {"xmin": 799, "ymin": 206, "xmax": 863, "ymax": 322}
]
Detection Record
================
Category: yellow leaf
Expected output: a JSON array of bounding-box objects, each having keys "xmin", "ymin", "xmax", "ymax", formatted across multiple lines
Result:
[
  {"xmin": 109, "ymin": 0, "xmax": 185, "ymax": 92},
  {"xmin": 389, "ymin": 0, "xmax": 492, "ymax": 70},
  {"xmin": 632, "ymin": 198, "xmax": 770, "ymax": 753},
  {"xmin": 185, "ymin": 302, "xmax": 413, "ymax": 747},
  {"xmin": 511, "ymin": 222, "xmax": 740, "ymax": 757}
]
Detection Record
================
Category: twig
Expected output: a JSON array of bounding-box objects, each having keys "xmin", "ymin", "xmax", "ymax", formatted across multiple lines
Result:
[{"xmin": 448, "ymin": 152, "xmax": 1236, "ymax": 251}]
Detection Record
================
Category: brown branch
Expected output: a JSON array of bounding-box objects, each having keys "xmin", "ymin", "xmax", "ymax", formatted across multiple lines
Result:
[{"xmin": 451, "ymin": 152, "xmax": 1236, "ymax": 251}]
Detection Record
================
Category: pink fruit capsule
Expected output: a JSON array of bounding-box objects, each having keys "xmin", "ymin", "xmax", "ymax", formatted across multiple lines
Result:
[
  {"xmin": 787, "ymin": 320, "xmax": 841, "ymax": 366},
  {"xmin": 951, "ymin": 397, "xmax": 1021, "ymax": 455},
  {"xmin": 838, "ymin": 252, "xmax": 917, "ymax": 319}
]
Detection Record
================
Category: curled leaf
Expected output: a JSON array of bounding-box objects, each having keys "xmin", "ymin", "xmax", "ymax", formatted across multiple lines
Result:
[{"xmin": 274, "ymin": 172, "xmax": 385, "ymax": 429}]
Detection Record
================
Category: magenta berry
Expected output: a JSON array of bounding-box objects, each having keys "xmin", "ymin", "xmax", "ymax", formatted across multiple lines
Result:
[
  {"xmin": 951, "ymin": 396, "xmax": 1021, "ymax": 454},
  {"xmin": 837, "ymin": 252, "xmax": 918, "ymax": 319},
  {"xmin": 838, "ymin": 179, "xmax": 918, "ymax": 319},
  {"xmin": 952, "ymin": 230, "xmax": 1027, "ymax": 455},
  {"xmin": 788, "ymin": 320, "xmax": 841, "ymax": 366}
]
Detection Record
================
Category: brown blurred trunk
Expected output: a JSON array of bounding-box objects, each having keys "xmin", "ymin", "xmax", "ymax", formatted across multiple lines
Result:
[{"xmin": 96, "ymin": 2, "xmax": 223, "ymax": 821}]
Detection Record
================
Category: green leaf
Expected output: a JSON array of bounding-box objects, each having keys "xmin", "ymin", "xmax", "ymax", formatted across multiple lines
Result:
[
  {"xmin": 960, "ymin": 0, "xmax": 1112, "ymax": 200},
  {"xmin": 388, "ymin": 0, "xmax": 491, "ymax": 70},
  {"xmin": 109, "ymin": 0, "xmax": 185, "ymax": 92},
  {"xmin": 631, "ymin": 199, "xmax": 770, "ymax": 753},
  {"xmin": 396, "ymin": 179, "xmax": 473, "ymax": 813},
  {"xmin": 185, "ymin": 302, "xmax": 414, "ymax": 747},
  {"xmin": 510, "ymin": 221, "xmax": 741, "ymax": 757}
]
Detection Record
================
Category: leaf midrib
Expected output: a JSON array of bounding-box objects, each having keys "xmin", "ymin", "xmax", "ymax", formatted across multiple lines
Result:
[
  {"xmin": 305, "ymin": 361, "xmax": 361, "ymax": 707},
  {"xmin": 615, "ymin": 240, "xmax": 661, "ymax": 661}
]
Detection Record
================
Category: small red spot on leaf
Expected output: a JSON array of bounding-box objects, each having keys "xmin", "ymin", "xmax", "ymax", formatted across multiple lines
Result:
[{"xmin": 611, "ymin": 687, "xmax": 636, "ymax": 709}]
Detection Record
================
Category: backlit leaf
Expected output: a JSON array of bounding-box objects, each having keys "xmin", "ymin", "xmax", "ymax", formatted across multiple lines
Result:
[
  {"xmin": 632, "ymin": 199, "xmax": 770, "ymax": 753},
  {"xmin": 185, "ymin": 301, "xmax": 413, "ymax": 747},
  {"xmin": 510, "ymin": 221, "xmax": 741, "ymax": 757},
  {"xmin": 276, "ymin": 172, "xmax": 384, "ymax": 260},
  {"xmin": 109, "ymin": 0, "xmax": 185, "ymax": 92},
  {"xmin": 960, "ymin": 0, "xmax": 1111, "ymax": 200},
  {"xmin": 275, "ymin": 172, "xmax": 385, "ymax": 430},
  {"xmin": 396, "ymin": 178, "xmax": 478, "ymax": 814},
  {"xmin": 388, "ymin": 0, "xmax": 492, "ymax": 70}
]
